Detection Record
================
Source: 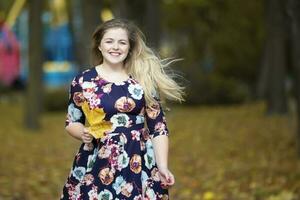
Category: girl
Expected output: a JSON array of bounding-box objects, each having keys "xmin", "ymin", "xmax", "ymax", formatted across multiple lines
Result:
[{"xmin": 61, "ymin": 18, "xmax": 185, "ymax": 200}]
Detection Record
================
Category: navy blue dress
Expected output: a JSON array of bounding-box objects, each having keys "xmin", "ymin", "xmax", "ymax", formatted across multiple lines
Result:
[{"xmin": 60, "ymin": 67, "xmax": 170, "ymax": 200}]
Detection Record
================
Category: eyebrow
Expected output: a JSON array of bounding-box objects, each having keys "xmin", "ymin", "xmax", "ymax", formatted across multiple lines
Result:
[{"xmin": 103, "ymin": 38, "xmax": 128, "ymax": 42}]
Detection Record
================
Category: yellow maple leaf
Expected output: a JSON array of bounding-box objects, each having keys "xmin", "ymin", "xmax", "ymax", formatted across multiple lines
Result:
[{"xmin": 81, "ymin": 101, "xmax": 113, "ymax": 139}]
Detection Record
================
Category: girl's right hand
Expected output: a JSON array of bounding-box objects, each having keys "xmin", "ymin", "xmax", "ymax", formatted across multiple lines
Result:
[{"xmin": 82, "ymin": 128, "xmax": 94, "ymax": 144}]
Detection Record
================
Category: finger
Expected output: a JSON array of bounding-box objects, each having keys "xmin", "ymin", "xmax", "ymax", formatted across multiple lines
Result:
[
  {"xmin": 167, "ymin": 174, "xmax": 175, "ymax": 185},
  {"xmin": 83, "ymin": 127, "xmax": 89, "ymax": 134},
  {"xmin": 161, "ymin": 173, "xmax": 170, "ymax": 185}
]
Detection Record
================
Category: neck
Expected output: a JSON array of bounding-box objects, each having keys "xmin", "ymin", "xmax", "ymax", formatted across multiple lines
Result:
[{"xmin": 101, "ymin": 61, "xmax": 125, "ymax": 73}]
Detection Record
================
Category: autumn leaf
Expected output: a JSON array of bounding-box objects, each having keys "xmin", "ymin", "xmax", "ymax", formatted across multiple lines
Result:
[{"xmin": 81, "ymin": 101, "xmax": 113, "ymax": 139}]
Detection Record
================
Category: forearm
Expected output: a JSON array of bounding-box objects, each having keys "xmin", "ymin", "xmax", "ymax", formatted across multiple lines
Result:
[
  {"xmin": 65, "ymin": 122, "xmax": 85, "ymax": 141},
  {"xmin": 151, "ymin": 135, "xmax": 169, "ymax": 170}
]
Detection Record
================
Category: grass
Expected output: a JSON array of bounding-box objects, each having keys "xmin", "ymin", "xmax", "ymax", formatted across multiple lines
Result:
[{"xmin": 0, "ymin": 99, "xmax": 299, "ymax": 200}]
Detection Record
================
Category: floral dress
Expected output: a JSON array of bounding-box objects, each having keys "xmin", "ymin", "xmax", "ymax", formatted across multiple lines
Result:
[{"xmin": 60, "ymin": 67, "xmax": 170, "ymax": 200}]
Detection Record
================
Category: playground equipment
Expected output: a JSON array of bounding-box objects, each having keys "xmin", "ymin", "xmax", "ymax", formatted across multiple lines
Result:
[{"xmin": 2, "ymin": 0, "xmax": 77, "ymax": 88}]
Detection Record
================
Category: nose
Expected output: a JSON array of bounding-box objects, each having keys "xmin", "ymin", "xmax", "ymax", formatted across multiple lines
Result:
[{"xmin": 112, "ymin": 42, "xmax": 119, "ymax": 50}]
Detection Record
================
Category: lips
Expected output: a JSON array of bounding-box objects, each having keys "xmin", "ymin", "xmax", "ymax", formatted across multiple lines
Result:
[{"xmin": 109, "ymin": 52, "xmax": 121, "ymax": 56}]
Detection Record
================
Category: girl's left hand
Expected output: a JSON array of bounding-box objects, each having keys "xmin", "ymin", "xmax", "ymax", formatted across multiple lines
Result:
[{"xmin": 158, "ymin": 167, "xmax": 175, "ymax": 187}]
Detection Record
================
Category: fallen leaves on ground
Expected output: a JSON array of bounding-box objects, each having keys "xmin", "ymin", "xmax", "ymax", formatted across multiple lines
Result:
[{"xmin": 0, "ymin": 100, "xmax": 299, "ymax": 200}]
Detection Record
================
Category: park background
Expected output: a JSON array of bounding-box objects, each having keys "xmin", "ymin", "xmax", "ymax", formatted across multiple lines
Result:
[{"xmin": 0, "ymin": 0, "xmax": 300, "ymax": 199}]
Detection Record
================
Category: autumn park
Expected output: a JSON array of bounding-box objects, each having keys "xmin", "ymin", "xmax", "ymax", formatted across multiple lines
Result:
[{"xmin": 1, "ymin": 0, "xmax": 300, "ymax": 200}]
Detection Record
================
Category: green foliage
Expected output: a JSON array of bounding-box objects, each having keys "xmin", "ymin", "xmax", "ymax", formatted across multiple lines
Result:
[
  {"xmin": 161, "ymin": 0, "xmax": 265, "ymax": 104},
  {"xmin": 184, "ymin": 71, "xmax": 250, "ymax": 105},
  {"xmin": 0, "ymin": 101, "xmax": 299, "ymax": 199}
]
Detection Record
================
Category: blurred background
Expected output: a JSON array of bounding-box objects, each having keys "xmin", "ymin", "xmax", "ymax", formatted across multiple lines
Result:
[{"xmin": 1, "ymin": 0, "xmax": 300, "ymax": 199}]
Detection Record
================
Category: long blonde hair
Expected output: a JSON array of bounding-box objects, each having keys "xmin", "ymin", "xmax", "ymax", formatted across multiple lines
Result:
[{"xmin": 92, "ymin": 19, "xmax": 185, "ymax": 106}]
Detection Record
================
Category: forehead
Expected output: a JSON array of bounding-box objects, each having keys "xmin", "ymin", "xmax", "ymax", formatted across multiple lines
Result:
[{"xmin": 102, "ymin": 28, "xmax": 129, "ymax": 40}]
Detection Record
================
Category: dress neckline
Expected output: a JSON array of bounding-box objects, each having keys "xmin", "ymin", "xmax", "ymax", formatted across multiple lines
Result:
[{"xmin": 93, "ymin": 66, "xmax": 132, "ymax": 85}]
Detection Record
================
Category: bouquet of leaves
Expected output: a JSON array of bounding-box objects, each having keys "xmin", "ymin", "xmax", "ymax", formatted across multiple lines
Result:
[{"xmin": 81, "ymin": 101, "xmax": 113, "ymax": 139}]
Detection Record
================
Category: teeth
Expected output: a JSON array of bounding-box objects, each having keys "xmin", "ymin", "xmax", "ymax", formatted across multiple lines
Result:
[{"xmin": 110, "ymin": 52, "xmax": 120, "ymax": 56}]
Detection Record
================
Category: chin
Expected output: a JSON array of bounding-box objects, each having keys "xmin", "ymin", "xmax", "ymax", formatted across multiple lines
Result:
[{"xmin": 105, "ymin": 57, "xmax": 127, "ymax": 65}]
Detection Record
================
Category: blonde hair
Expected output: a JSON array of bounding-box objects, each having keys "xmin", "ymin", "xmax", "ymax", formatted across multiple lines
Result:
[{"xmin": 92, "ymin": 19, "xmax": 185, "ymax": 106}]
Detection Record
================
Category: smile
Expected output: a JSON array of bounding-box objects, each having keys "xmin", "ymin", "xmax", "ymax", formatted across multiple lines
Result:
[{"xmin": 109, "ymin": 52, "xmax": 121, "ymax": 56}]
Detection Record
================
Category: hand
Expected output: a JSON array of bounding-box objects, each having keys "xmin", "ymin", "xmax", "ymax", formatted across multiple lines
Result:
[
  {"xmin": 158, "ymin": 167, "xmax": 175, "ymax": 187},
  {"xmin": 82, "ymin": 127, "xmax": 94, "ymax": 144}
]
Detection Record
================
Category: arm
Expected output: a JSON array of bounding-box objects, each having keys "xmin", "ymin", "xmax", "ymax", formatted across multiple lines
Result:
[
  {"xmin": 145, "ymin": 95, "xmax": 175, "ymax": 186},
  {"xmin": 151, "ymin": 135, "xmax": 169, "ymax": 171},
  {"xmin": 65, "ymin": 75, "xmax": 93, "ymax": 143}
]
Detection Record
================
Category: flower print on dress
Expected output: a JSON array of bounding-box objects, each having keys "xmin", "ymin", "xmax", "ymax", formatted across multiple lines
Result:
[
  {"xmin": 87, "ymin": 185, "xmax": 98, "ymax": 199},
  {"xmin": 141, "ymin": 127, "xmax": 150, "ymax": 141},
  {"xmin": 98, "ymin": 167, "xmax": 114, "ymax": 185},
  {"xmin": 150, "ymin": 167, "xmax": 160, "ymax": 182},
  {"xmin": 110, "ymin": 113, "xmax": 132, "ymax": 129},
  {"xmin": 65, "ymin": 182, "xmax": 82, "ymax": 200},
  {"xmin": 101, "ymin": 83, "xmax": 113, "ymax": 93},
  {"xmin": 145, "ymin": 187, "xmax": 156, "ymax": 200},
  {"xmin": 136, "ymin": 115, "xmax": 144, "ymax": 124},
  {"xmin": 108, "ymin": 144, "xmax": 123, "ymax": 171},
  {"xmin": 82, "ymin": 81, "xmax": 98, "ymax": 100},
  {"xmin": 88, "ymin": 95, "xmax": 101, "ymax": 109},
  {"xmin": 87, "ymin": 148, "xmax": 98, "ymax": 172},
  {"xmin": 98, "ymin": 189, "xmax": 113, "ymax": 200},
  {"xmin": 67, "ymin": 103, "xmax": 82, "ymax": 122},
  {"xmin": 115, "ymin": 96, "xmax": 136, "ymax": 112},
  {"xmin": 117, "ymin": 150, "xmax": 129, "ymax": 169},
  {"xmin": 154, "ymin": 120, "xmax": 168, "ymax": 136},
  {"xmin": 130, "ymin": 154, "xmax": 142, "ymax": 174},
  {"xmin": 98, "ymin": 145, "xmax": 111, "ymax": 159},
  {"xmin": 83, "ymin": 174, "xmax": 95, "ymax": 186},
  {"xmin": 140, "ymin": 140, "xmax": 146, "ymax": 151},
  {"xmin": 112, "ymin": 175, "xmax": 126, "ymax": 195},
  {"xmin": 62, "ymin": 67, "xmax": 170, "ymax": 199},
  {"xmin": 73, "ymin": 92, "xmax": 85, "ymax": 107},
  {"xmin": 144, "ymin": 140, "xmax": 155, "ymax": 169},
  {"xmin": 118, "ymin": 133, "xmax": 128, "ymax": 145},
  {"xmin": 72, "ymin": 166, "xmax": 86, "ymax": 181},
  {"xmin": 121, "ymin": 182, "xmax": 134, "ymax": 197},
  {"xmin": 131, "ymin": 130, "xmax": 141, "ymax": 141},
  {"xmin": 83, "ymin": 142, "xmax": 94, "ymax": 151},
  {"xmin": 133, "ymin": 195, "xmax": 143, "ymax": 200},
  {"xmin": 141, "ymin": 170, "xmax": 149, "ymax": 191},
  {"xmin": 145, "ymin": 102, "xmax": 161, "ymax": 119},
  {"xmin": 128, "ymin": 83, "xmax": 144, "ymax": 100}
]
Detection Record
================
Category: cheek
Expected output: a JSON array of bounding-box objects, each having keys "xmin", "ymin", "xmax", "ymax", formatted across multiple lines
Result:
[
  {"xmin": 100, "ymin": 43, "xmax": 109, "ymax": 51},
  {"xmin": 122, "ymin": 46, "xmax": 130, "ymax": 53}
]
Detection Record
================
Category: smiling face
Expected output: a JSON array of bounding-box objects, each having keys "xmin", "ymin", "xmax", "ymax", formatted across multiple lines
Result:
[{"xmin": 99, "ymin": 28, "xmax": 130, "ymax": 66}]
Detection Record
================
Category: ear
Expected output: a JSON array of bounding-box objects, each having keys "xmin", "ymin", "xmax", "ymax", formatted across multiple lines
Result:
[{"xmin": 98, "ymin": 47, "xmax": 102, "ymax": 51}]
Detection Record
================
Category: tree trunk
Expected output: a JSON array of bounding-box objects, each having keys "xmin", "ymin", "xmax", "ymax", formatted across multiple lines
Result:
[
  {"xmin": 256, "ymin": 43, "xmax": 270, "ymax": 99},
  {"xmin": 25, "ymin": 0, "xmax": 43, "ymax": 129},
  {"xmin": 68, "ymin": 0, "xmax": 86, "ymax": 69},
  {"xmin": 81, "ymin": 0, "xmax": 102, "ymax": 68},
  {"xmin": 287, "ymin": 0, "xmax": 300, "ymax": 156},
  {"xmin": 113, "ymin": 0, "xmax": 129, "ymax": 18},
  {"xmin": 145, "ymin": 0, "xmax": 161, "ymax": 49},
  {"xmin": 265, "ymin": 0, "xmax": 288, "ymax": 114}
]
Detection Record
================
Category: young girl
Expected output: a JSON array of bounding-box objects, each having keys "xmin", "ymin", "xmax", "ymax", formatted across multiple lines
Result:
[{"xmin": 61, "ymin": 18, "xmax": 185, "ymax": 200}]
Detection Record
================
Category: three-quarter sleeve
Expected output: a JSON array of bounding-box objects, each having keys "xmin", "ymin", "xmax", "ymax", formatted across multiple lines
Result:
[
  {"xmin": 65, "ymin": 75, "xmax": 86, "ymax": 127},
  {"xmin": 145, "ymin": 92, "xmax": 169, "ymax": 139}
]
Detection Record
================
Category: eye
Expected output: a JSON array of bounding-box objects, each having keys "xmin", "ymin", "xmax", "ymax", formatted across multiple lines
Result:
[{"xmin": 105, "ymin": 40, "xmax": 113, "ymax": 43}]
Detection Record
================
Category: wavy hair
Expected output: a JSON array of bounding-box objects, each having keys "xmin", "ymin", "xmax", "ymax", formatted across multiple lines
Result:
[{"xmin": 92, "ymin": 19, "xmax": 185, "ymax": 106}]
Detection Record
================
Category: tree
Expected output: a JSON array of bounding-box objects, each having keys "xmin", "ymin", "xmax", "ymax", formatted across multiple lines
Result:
[
  {"xmin": 81, "ymin": 0, "xmax": 102, "ymax": 68},
  {"xmin": 25, "ymin": 0, "xmax": 44, "ymax": 129},
  {"xmin": 288, "ymin": 0, "xmax": 300, "ymax": 155},
  {"xmin": 264, "ymin": 0, "xmax": 288, "ymax": 114},
  {"xmin": 145, "ymin": 0, "xmax": 161, "ymax": 49}
]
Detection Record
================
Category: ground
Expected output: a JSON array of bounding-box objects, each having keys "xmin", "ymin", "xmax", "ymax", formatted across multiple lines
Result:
[{"xmin": 0, "ymin": 99, "xmax": 299, "ymax": 200}]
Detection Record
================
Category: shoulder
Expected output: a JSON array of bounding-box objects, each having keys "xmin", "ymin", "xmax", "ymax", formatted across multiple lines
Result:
[{"xmin": 72, "ymin": 67, "xmax": 97, "ymax": 83}]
